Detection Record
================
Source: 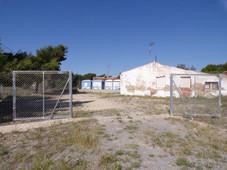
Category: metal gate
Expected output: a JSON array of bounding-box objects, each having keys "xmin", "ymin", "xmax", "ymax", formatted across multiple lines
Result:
[
  {"xmin": 170, "ymin": 74, "xmax": 222, "ymax": 118},
  {"xmin": 13, "ymin": 71, "xmax": 73, "ymax": 120}
]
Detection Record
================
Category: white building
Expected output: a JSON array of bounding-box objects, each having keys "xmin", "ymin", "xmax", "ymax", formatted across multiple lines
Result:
[
  {"xmin": 113, "ymin": 80, "xmax": 120, "ymax": 90},
  {"xmin": 120, "ymin": 61, "xmax": 227, "ymax": 97},
  {"xmin": 105, "ymin": 80, "xmax": 113, "ymax": 90}
]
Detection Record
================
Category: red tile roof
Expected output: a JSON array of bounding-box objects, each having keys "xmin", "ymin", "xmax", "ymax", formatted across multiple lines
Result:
[{"xmin": 93, "ymin": 77, "xmax": 117, "ymax": 80}]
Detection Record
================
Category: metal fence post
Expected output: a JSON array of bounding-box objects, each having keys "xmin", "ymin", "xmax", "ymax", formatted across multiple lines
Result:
[
  {"xmin": 43, "ymin": 71, "xmax": 45, "ymax": 118},
  {"xmin": 69, "ymin": 71, "xmax": 73, "ymax": 118},
  {"xmin": 218, "ymin": 74, "xmax": 222, "ymax": 116},
  {"xmin": 170, "ymin": 74, "xmax": 173, "ymax": 116},
  {"xmin": 194, "ymin": 75, "xmax": 196, "ymax": 114},
  {"xmin": 12, "ymin": 71, "xmax": 16, "ymax": 120}
]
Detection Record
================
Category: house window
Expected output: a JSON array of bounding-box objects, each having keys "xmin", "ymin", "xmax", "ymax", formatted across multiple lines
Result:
[
  {"xmin": 205, "ymin": 82, "xmax": 210, "ymax": 89},
  {"xmin": 156, "ymin": 76, "xmax": 165, "ymax": 88},
  {"xmin": 205, "ymin": 82, "xmax": 218, "ymax": 90},
  {"xmin": 180, "ymin": 77, "xmax": 191, "ymax": 88}
]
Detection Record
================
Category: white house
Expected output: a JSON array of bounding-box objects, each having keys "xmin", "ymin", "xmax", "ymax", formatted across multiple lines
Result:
[{"xmin": 120, "ymin": 61, "xmax": 227, "ymax": 97}]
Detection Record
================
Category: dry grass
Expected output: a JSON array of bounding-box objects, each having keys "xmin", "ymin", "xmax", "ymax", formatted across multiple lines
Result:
[
  {"xmin": 0, "ymin": 119, "xmax": 102, "ymax": 169},
  {"xmin": 1, "ymin": 93, "xmax": 227, "ymax": 169},
  {"xmin": 161, "ymin": 117, "xmax": 227, "ymax": 162}
]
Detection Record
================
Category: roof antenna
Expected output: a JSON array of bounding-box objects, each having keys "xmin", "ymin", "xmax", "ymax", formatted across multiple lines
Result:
[
  {"xmin": 107, "ymin": 64, "xmax": 110, "ymax": 77},
  {"xmin": 149, "ymin": 42, "xmax": 155, "ymax": 62}
]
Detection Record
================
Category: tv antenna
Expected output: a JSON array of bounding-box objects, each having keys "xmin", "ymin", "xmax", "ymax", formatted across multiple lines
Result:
[
  {"xmin": 149, "ymin": 42, "xmax": 155, "ymax": 62},
  {"xmin": 107, "ymin": 64, "xmax": 110, "ymax": 77}
]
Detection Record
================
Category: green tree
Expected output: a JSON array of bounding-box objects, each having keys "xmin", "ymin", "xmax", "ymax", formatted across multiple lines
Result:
[
  {"xmin": 72, "ymin": 74, "xmax": 82, "ymax": 88},
  {"xmin": 98, "ymin": 74, "xmax": 106, "ymax": 77},
  {"xmin": 176, "ymin": 64, "xmax": 189, "ymax": 70},
  {"xmin": 0, "ymin": 44, "xmax": 68, "ymax": 72},
  {"xmin": 201, "ymin": 62, "xmax": 227, "ymax": 74},
  {"xmin": 32, "ymin": 44, "xmax": 67, "ymax": 70},
  {"xmin": 176, "ymin": 64, "xmax": 196, "ymax": 71},
  {"xmin": 32, "ymin": 45, "xmax": 68, "ymax": 93},
  {"xmin": 0, "ymin": 51, "xmax": 33, "ymax": 87},
  {"xmin": 82, "ymin": 73, "xmax": 96, "ymax": 80},
  {"xmin": 0, "ymin": 44, "xmax": 68, "ymax": 93},
  {"xmin": 0, "ymin": 51, "xmax": 33, "ymax": 73}
]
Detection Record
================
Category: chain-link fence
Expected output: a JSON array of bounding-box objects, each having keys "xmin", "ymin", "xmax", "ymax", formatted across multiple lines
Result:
[
  {"xmin": 12, "ymin": 71, "xmax": 72, "ymax": 120},
  {"xmin": 0, "ymin": 72, "xmax": 13, "ymax": 123},
  {"xmin": 170, "ymin": 74, "xmax": 222, "ymax": 118}
]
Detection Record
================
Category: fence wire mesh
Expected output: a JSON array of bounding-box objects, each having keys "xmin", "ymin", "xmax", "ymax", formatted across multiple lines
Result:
[
  {"xmin": 0, "ymin": 72, "xmax": 13, "ymax": 123},
  {"xmin": 13, "ymin": 71, "xmax": 72, "ymax": 120},
  {"xmin": 170, "ymin": 74, "xmax": 222, "ymax": 117}
]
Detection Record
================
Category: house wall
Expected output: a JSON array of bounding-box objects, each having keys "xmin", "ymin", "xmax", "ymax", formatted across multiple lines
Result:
[
  {"xmin": 113, "ymin": 80, "xmax": 120, "ymax": 90},
  {"xmin": 105, "ymin": 80, "xmax": 113, "ymax": 90},
  {"xmin": 221, "ymin": 75, "xmax": 227, "ymax": 96},
  {"xmin": 120, "ymin": 62, "xmax": 227, "ymax": 97},
  {"xmin": 81, "ymin": 80, "xmax": 92, "ymax": 89},
  {"xmin": 92, "ymin": 81, "xmax": 103, "ymax": 90}
]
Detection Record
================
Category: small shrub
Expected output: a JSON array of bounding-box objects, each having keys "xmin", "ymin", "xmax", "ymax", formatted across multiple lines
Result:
[
  {"xmin": 182, "ymin": 148, "xmax": 192, "ymax": 156},
  {"xmin": 74, "ymin": 158, "xmax": 85, "ymax": 166},
  {"xmin": 176, "ymin": 157, "xmax": 194, "ymax": 167},
  {"xmin": 154, "ymin": 136, "xmax": 162, "ymax": 147},
  {"xmin": 131, "ymin": 162, "xmax": 141, "ymax": 168},
  {"xmin": 125, "ymin": 125, "xmax": 138, "ymax": 131},
  {"xmin": 130, "ymin": 151, "xmax": 141, "ymax": 159},
  {"xmin": 148, "ymin": 154, "xmax": 154, "ymax": 157},
  {"xmin": 98, "ymin": 154, "xmax": 118, "ymax": 167},
  {"xmin": 113, "ymin": 161, "xmax": 122, "ymax": 170},
  {"xmin": 0, "ymin": 145, "xmax": 8, "ymax": 156},
  {"xmin": 115, "ymin": 150, "xmax": 124, "ymax": 156}
]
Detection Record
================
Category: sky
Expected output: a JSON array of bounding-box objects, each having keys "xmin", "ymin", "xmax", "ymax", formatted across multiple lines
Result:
[{"xmin": 0, "ymin": 0, "xmax": 227, "ymax": 76}]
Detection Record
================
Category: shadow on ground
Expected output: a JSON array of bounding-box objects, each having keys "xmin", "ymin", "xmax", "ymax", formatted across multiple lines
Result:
[{"xmin": 0, "ymin": 95, "xmax": 93, "ymax": 124}]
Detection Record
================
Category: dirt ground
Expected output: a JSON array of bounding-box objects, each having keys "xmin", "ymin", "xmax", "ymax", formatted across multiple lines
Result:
[{"xmin": 0, "ymin": 92, "xmax": 227, "ymax": 169}]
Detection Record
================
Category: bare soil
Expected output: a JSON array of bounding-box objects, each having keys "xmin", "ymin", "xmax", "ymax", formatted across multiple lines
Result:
[{"xmin": 0, "ymin": 92, "xmax": 227, "ymax": 169}]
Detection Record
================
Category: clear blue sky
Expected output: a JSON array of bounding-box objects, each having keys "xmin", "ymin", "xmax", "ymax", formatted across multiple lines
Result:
[{"xmin": 0, "ymin": 0, "xmax": 227, "ymax": 76}]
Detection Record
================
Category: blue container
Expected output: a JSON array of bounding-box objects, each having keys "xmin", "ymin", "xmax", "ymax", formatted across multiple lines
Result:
[
  {"xmin": 113, "ymin": 80, "xmax": 120, "ymax": 90},
  {"xmin": 105, "ymin": 80, "xmax": 113, "ymax": 90},
  {"xmin": 92, "ymin": 80, "xmax": 104, "ymax": 89},
  {"xmin": 81, "ymin": 80, "xmax": 92, "ymax": 89}
]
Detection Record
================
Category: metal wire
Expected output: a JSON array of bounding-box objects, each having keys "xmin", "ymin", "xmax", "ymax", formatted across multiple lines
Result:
[
  {"xmin": 0, "ymin": 71, "xmax": 72, "ymax": 123},
  {"xmin": 170, "ymin": 74, "xmax": 222, "ymax": 117},
  {"xmin": 11, "ymin": 71, "xmax": 72, "ymax": 121}
]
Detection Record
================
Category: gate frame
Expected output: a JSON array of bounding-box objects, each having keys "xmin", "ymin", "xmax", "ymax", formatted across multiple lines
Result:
[
  {"xmin": 12, "ymin": 71, "xmax": 73, "ymax": 120},
  {"xmin": 170, "ymin": 73, "xmax": 222, "ymax": 117}
]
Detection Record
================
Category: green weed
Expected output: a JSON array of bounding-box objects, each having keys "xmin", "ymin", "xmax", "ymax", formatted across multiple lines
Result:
[{"xmin": 176, "ymin": 157, "xmax": 194, "ymax": 167}]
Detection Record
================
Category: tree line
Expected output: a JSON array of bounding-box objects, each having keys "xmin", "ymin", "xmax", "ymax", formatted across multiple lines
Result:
[
  {"xmin": 177, "ymin": 63, "xmax": 227, "ymax": 74},
  {"xmin": 201, "ymin": 63, "xmax": 227, "ymax": 74},
  {"xmin": 0, "ymin": 44, "xmax": 69, "ymax": 93},
  {"xmin": 0, "ymin": 44, "xmax": 226, "ymax": 88},
  {"xmin": 0, "ymin": 44, "xmax": 67, "ymax": 72},
  {"xmin": 0, "ymin": 45, "xmax": 117, "ymax": 89}
]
